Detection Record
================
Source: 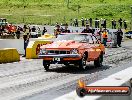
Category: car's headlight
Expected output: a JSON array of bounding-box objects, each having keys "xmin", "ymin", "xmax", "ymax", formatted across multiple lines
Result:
[
  {"xmin": 71, "ymin": 49, "xmax": 78, "ymax": 54},
  {"xmin": 39, "ymin": 49, "xmax": 47, "ymax": 55}
]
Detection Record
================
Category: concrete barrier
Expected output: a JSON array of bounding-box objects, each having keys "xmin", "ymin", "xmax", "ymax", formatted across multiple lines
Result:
[
  {"xmin": 54, "ymin": 66, "xmax": 132, "ymax": 100},
  {"xmin": 0, "ymin": 48, "xmax": 20, "ymax": 63},
  {"xmin": 0, "ymin": 39, "xmax": 24, "ymax": 54},
  {"xmin": 0, "ymin": 34, "xmax": 55, "ymax": 55},
  {"xmin": 26, "ymin": 40, "xmax": 52, "ymax": 59}
]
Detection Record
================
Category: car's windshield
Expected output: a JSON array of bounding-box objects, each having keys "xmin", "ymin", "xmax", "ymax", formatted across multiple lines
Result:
[{"xmin": 54, "ymin": 34, "xmax": 92, "ymax": 43}]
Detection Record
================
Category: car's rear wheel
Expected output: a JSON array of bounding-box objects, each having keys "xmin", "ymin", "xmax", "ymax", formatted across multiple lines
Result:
[
  {"xmin": 43, "ymin": 60, "xmax": 50, "ymax": 71},
  {"xmin": 78, "ymin": 53, "xmax": 87, "ymax": 70},
  {"xmin": 94, "ymin": 53, "xmax": 103, "ymax": 67}
]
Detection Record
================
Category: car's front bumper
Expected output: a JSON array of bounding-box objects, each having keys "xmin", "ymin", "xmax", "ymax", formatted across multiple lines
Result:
[{"xmin": 39, "ymin": 54, "xmax": 80, "ymax": 58}]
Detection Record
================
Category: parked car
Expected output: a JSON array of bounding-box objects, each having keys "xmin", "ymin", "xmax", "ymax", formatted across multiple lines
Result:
[
  {"xmin": 125, "ymin": 31, "xmax": 132, "ymax": 39},
  {"xmin": 39, "ymin": 33, "xmax": 105, "ymax": 71}
]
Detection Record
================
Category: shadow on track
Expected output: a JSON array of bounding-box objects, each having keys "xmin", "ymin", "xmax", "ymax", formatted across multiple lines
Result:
[{"xmin": 45, "ymin": 64, "xmax": 112, "ymax": 74}]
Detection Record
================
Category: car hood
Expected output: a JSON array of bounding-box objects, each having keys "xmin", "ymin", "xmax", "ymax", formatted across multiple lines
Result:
[{"xmin": 41, "ymin": 40, "xmax": 86, "ymax": 49}]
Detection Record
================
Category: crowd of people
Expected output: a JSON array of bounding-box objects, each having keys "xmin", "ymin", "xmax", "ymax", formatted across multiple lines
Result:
[
  {"xmin": 0, "ymin": 24, "xmax": 48, "ymax": 39},
  {"xmin": 54, "ymin": 23, "xmax": 123, "ymax": 48},
  {"xmin": 70, "ymin": 18, "xmax": 128, "ymax": 29},
  {"xmin": 0, "ymin": 20, "xmax": 124, "ymax": 57}
]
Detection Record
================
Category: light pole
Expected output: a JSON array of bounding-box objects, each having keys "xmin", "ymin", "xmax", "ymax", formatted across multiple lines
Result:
[{"xmin": 130, "ymin": 6, "xmax": 132, "ymax": 30}]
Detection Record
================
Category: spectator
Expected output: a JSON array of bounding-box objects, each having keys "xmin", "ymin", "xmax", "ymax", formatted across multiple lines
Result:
[
  {"xmin": 16, "ymin": 26, "xmax": 21, "ymax": 39},
  {"xmin": 101, "ymin": 18, "xmax": 104, "ymax": 28},
  {"xmin": 111, "ymin": 19, "xmax": 114, "ymax": 29},
  {"xmin": 89, "ymin": 18, "xmax": 92, "ymax": 27},
  {"xmin": 118, "ymin": 18, "xmax": 122, "ymax": 28},
  {"xmin": 31, "ymin": 26, "xmax": 36, "ymax": 32},
  {"xmin": 113, "ymin": 20, "xmax": 116, "ymax": 29},
  {"xmin": 85, "ymin": 18, "xmax": 88, "ymax": 25},
  {"xmin": 123, "ymin": 20, "xmax": 127, "ymax": 30},
  {"xmin": 95, "ymin": 18, "xmax": 99, "ymax": 28},
  {"xmin": 102, "ymin": 29, "xmax": 108, "ymax": 46},
  {"xmin": 81, "ymin": 17, "xmax": 85, "ymax": 27},
  {"xmin": 74, "ymin": 18, "xmax": 78, "ymax": 27},
  {"xmin": 54, "ymin": 24, "xmax": 61, "ymax": 37},
  {"xmin": 104, "ymin": 19, "xmax": 106, "ymax": 28},
  {"xmin": 62, "ymin": 23, "xmax": 70, "ymax": 33},
  {"xmin": 23, "ymin": 25, "xmax": 30, "ymax": 57},
  {"xmin": 97, "ymin": 27, "xmax": 103, "ymax": 41},
  {"xmin": 42, "ymin": 27, "xmax": 47, "ymax": 35},
  {"xmin": 82, "ymin": 24, "xmax": 93, "ymax": 33},
  {"xmin": 117, "ymin": 28, "xmax": 123, "ymax": 47},
  {"xmin": 70, "ymin": 19, "xmax": 73, "ymax": 26}
]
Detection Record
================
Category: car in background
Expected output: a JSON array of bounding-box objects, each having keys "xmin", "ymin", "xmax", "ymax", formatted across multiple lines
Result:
[
  {"xmin": 0, "ymin": 18, "xmax": 8, "ymax": 26},
  {"xmin": 39, "ymin": 33, "xmax": 105, "ymax": 71},
  {"xmin": 125, "ymin": 31, "xmax": 132, "ymax": 39}
]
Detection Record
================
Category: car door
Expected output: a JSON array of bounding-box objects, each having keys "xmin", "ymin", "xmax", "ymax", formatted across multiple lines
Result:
[{"xmin": 85, "ymin": 35, "xmax": 97, "ymax": 60}]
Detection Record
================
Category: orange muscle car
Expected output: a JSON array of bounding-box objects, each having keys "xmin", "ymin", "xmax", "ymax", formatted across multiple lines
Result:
[{"xmin": 39, "ymin": 33, "xmax": 105, "ymax": 71}]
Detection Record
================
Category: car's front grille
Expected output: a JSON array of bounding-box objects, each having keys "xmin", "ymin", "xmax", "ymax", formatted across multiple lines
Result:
[{"xmin": 47, "ymin": 50, "xmax": 70, "ymax": 54}]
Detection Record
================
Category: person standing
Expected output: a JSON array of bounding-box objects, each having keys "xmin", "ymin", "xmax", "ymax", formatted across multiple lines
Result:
[
  {"xmin": 62, "ymin": 23, "xmax": 70, "ymax": 33},
  {"xmin": 42, "ymin": 27, "xmax": 47, "ymax": 35},
  {"xmin": 102, "ymin": 29, "xmax": 108, "ymax": 46},
  {"xmin": 54, "ymin": 24, "xmax": 61, "ymax": 37},
  {"xmin": 70, "ymin": 19, "xmax": 73, "ymax": 26},
  {"xmin": 81, "ymin": 17, "xmax": 85, "ymax": 27},
  {"xmin": 123, "ymin": 20, "xmax": 127, "ymax": 30},
  {"xmin": 104, "ymin": 19, "xmax": 106, "ymax": 28},
  {"xmin": 113, "ymin": 20, "xmax": 116, "ymax": 29},
  {"xmin": 23, "ymin": 25, "xmax": 30, "ymax": 57},
  {"xmin": 97, "ymin": 27, "xmax": 103, "ymax": 41},
  {"xmin": 81, "ymin": 24, "xmax": 93, "ymax": 33},
  {"xmin": 89, "ymin": 18, "xmax": 92, "ymax": 27},
  {"xmin": 118, "ymin": 18, "xmax": 122, "ymax": 28},
  {"xmin": 117, "ymin": 28, "xmax": 123, "ymax": 47},
  {"xmin": 100, "ymin": 18, "xmax": 104, "ymax": 28},
  {"xmin": 95, "ymin": 18, "xmax": 98, "ymax": 28},
  {"xmin": 75, "ymin": 18, "xmax": 78, "ymax": 27},
  {"xmin": 16, "ymin": 26, "xmax": 21, "ymax": 39},
  {"xmin": 111, "ymin": 19, "xmax": 114, "ymax": 29},
  {"xmin": 85, "ymin": 18, "xmax": 88, "ymax": 25}
]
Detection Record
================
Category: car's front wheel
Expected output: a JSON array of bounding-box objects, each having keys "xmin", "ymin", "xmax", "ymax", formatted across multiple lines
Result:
[
  {"xmin": 78, "ymin": 53, "xmax": 87, "ymax": 70},
  {"xmin": 94, "ymin": 53, "xmax": 103, "ymax": 67},
  {"xmin": 43, "ymin": 60, "xmax": 50, "ymax": 71}
]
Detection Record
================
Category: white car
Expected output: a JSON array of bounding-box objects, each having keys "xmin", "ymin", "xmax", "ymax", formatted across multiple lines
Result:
[{"xmin": 125, "ymin": 31, "xmax": 132, "ymax": 39}]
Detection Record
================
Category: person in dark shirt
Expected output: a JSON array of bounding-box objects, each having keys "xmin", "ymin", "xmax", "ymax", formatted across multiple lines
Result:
[
  {"xmin": 82, "ymin": 24, "xmax": 93, "ymax": 33},
  {"xmin": 54, "ymin": 24, "xmax": 61, "ymax": 37},
  {"xmin": 62, "ymin": 23, "xmax": 70, "ymax": 33},
  {"xmin": 123, "ymin": 20, "xmax": 127, "ymax": 30},
  {"xmin": 104, "ymin": 19, "xmax": 106, "ymax": 28},
  {"xmin": 31, "ymin": 26, "xmax": 36, "ymax": 32},
  {"xmin": 113, "ymin": 20, "xmax": 116, "ymax": 29},
  {"xmin": 111, "ymin": 19, "xmax": 114, "ymax": 29},
  {"xmin": 16, "ymin": 26, "xmax": 21, "ymax": 39},
  {"xmin": 42, "ymin": 27, "xmax": 47, "ymax": 35},
  {"xmin": 117, "ymin": 28, "xmax": 123, "ymax": 47},
  {"xmin": 81, "ymin": 17, "xmax": 85, "ymax": 27},
  {"xmin": 118, "ymin": 18, "xmax": 122, "ymax": 28},
  {"xmin": 89, "ymin": 18, "xmax": 92, "ymax": 27}
]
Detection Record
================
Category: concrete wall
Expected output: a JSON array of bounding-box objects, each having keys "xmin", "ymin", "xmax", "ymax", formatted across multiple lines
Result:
[{"xmin": 0, "ymin": 39, "xmax": 24, "ymax": 54}]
